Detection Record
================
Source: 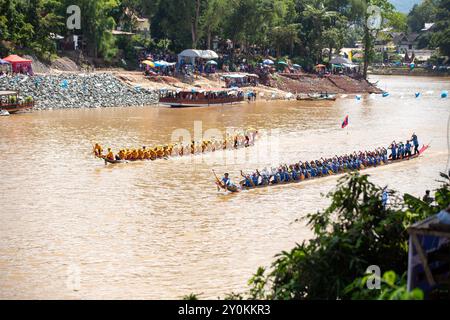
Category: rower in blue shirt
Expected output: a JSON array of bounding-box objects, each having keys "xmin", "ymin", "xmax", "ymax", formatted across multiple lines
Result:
[
  {"xmin": 411, "ymin": 133, "xmax": 419, "ymax": 155},
  {"xmin": 398, "ymin": 142, "xmax": 405, "ymax": 159},
  {"xmin": 331, "ymin": 162, "xmax": 338, "ymax": 173},
  {"xmin": 281, "ymin": 169, "xmax": 289, "ymax": 182},
  {"xmin": 375, "ymin": 155, "xmax": 380, "ymax": 165},
  {"xmin": 371, "ymin": 156, "xmax": 377, "ymax": 166},
  {"xmin": 389, "ymin": 142, "xmax": 397, "ymax": 160},
  {"xmin": 271, "ymin": 170, "xmax": 280, "ymax": 184},
  {"xmin": 405, "ymin": 140, "xmax": 412, "ymax": 157},
  {"xmin": 251, "ymin": 173, "xmax": 259, "ymax": 186},
  {"xmin": 291, "ymin": 169, "xmax": 299, "ymax": 181},
  {"xmin": 240, "ymin": 171, "xmax": 255, "ymax": 188},
  {"xmin": 221, "ymin": 173, "xmax": 231, "ymax": 186},
  {"xmin": 256, "ymin": 169, "xmax": 270, "ymax": 186}
]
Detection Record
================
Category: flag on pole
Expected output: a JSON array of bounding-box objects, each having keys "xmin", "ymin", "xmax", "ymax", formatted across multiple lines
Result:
[{"xmin": 341, "ymin": 115, "xmax": 349, "ymax": 129}]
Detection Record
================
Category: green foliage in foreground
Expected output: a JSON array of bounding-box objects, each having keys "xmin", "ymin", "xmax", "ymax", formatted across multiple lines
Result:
[
  {"xmin": 345, "ymin": 270, "xmax": 424, "ymax": 300},
  {"xmin": 183, "ymin": 293, "xmax": 200, "ymax": 300},
  {"xmin": 225, "ymin": 172, "xmax": 450, "ymax": 300}
]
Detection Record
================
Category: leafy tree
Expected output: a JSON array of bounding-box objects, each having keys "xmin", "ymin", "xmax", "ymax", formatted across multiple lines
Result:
[
  {"xmin": 64, "ymin": 0, "xmax": 119, "ymax": 60},
  {"xmin": 150, "ymin": 0, "xmax": 197, "ymax": 50},
  {"xmin": 200, "ymin": 0, "xmax": 231, "ymax": 49},
  {"xmin": 385, "ymin": 11, "xmax": 407, "ymax": 32},
  {"xmin": 31, "ymin": 0, "xmax": 64, "ymax": 56},
  {"xmin": 430, "ymin": 0, "xmax": 450, "ymax": 57},
  {"xmin": 0, "ymin": 0, "xmax": 34, "ymax": 49},
  {"xmin": 269, "ymin": 23, "xmax": 300, "ymax": 57},
  {"xmin": 321, "ymin": 14, "xmax": 348, "ymax": 61},
  {"xmin": 225, "ymin": 0, "xmax": 271, "ymax": 51},
  {"xmin": 407, "ymin": 0, "xmax": 438, "ymax": 33},
  {"xmin": 355, "ymin": 0, "xmax": 395, "ymax": 78},
  {"xmin": 155, "ymin": 38, "xmax": 171, "ymax": 51}
]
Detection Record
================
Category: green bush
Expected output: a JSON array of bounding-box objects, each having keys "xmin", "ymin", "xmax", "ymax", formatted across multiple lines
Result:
[
  {"xmin": 182, "ymin": 293, "xmax": 200, "ymax": 300},
  {"xmin": 345, "ymin": 271, "xmax": 424, "ymax": 300}
]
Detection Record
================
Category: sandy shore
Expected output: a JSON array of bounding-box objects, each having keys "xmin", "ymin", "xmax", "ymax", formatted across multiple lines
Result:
[{"xmin": 112, "ymin": 70, "xmax": 294, "ymax": 99}]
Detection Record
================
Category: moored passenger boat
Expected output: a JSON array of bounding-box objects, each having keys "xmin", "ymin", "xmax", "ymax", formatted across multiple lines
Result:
[
  {"xmin": 297, "ymin": 93, "xmax": 337, "ymax": 101},
  {"xmin": 0, "ymin": 91, "xmax": 34, "ymax": 114},
  {"xmin": 159, "ymin": 88, "xmax": 245, "ymax": 107}
]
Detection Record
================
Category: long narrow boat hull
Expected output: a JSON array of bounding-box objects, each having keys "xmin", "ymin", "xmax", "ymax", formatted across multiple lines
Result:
[
  {"xmin": 161, "ymin": 101, "xmax": 244, "ymax": 108},
  {"xmin": 2, "ymin": 104, "xmax": 34, "ymax": 113},
  {"xmin": 101, "ymin": 157, "xmax": 129, "ymax": 164},
  {"xmin": 217, "ymin": 145, "xmax": 429, "ymax": 193},
  {"xmin": 297, "ymin": 96, "xmax": 337, "ymax": 101}
]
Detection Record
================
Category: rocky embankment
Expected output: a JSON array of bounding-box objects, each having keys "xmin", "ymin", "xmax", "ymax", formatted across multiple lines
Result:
[{"xmin": 0, "ymin": 73, "xmax": 159, "ymax": 110}]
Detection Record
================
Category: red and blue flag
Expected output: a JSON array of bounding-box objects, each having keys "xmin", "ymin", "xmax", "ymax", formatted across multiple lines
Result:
[{"xmin": 341, "ymin": 115, "xmax": 349, "ymax": 129}]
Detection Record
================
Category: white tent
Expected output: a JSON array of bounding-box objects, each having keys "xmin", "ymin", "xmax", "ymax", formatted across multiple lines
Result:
[
  {"xmin": 178, "ymin": 49, "xmax": 219, "ymax": 64},
  {"xmin": 330, "ymin": 56, "xmax": 352, "ymax": 65}
]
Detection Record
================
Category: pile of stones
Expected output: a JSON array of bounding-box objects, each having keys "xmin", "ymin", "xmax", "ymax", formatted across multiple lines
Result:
[{"xmin": 0, "ymin": 73, "xmax": 159, "ymax": 110}]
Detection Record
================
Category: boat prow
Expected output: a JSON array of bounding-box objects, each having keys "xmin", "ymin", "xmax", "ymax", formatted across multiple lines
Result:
[
  {"xmin": 215, "ymin": 181, "xmax": 240, "ymax": 193},
  {"xmin": 101, "ymin": 156, "xmax": 129, "ymax": 164}
]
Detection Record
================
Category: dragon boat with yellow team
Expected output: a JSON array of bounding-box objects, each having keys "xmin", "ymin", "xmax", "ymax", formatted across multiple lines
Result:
[
  {"xmin": 93, "ymin": 128, "xmax": 259, "ymax": 165},
  {"xmin": 214, "ymin": 143, "xmax": 430, "ymax": 193}
]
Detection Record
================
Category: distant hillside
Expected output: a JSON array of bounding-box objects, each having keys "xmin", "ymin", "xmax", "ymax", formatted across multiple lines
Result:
[{"xmin": 389, "ymin": 0, "xmax": 422, "ymax": 13}]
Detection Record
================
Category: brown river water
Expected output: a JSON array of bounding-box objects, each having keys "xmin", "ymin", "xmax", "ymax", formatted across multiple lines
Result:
[{"xmin": 0, "ymin": 75, "xmax": 449, "ymax": 299}]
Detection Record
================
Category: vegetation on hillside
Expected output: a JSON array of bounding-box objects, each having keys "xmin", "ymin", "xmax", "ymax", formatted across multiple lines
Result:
[{"xmin": 0, "ymin": 1, "xmax": 448, "ymax": 68}]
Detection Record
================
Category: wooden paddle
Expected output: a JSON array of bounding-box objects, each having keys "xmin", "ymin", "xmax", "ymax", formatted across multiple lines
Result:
[{"xmin": 212, "ymin": 169, "xmax": 222, "ymax": 191}]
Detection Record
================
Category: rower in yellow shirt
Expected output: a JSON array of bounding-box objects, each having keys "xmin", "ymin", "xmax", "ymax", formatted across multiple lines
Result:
[
  {"xmin": 106, "ymin": 148, "xmax": 114, "ymax": 161},
  {"xmin": 138, "ymin": 147, "xmax": 144, "ymax": 160},
  {"xmin": 167, "ymin": 144, "xmax": 173, "ymax": 157},
  {"xmin": 93, "ymin": 143, "xmax": 103, "ymax": 157},
  {"xmin": 156, "ymin": 146, "xmax": 164, "ymax": 158},
  {"xmin": 150, "ymin": 148, "xmax": 157, "ymax": 160},
  {"xmin": 144, "ymin": 149, "xmax": 150, "ymax": 160},
  {"xmin": 163, "ymin": 145, "xmax": 170, "ymax": 157},
  {"xmin": 132, "ymin": 149, "xmax": 138, "ymax": 160},
  {"xmin": 202, "ymin": 140, "xmax": 208, "ymax": 153}
]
